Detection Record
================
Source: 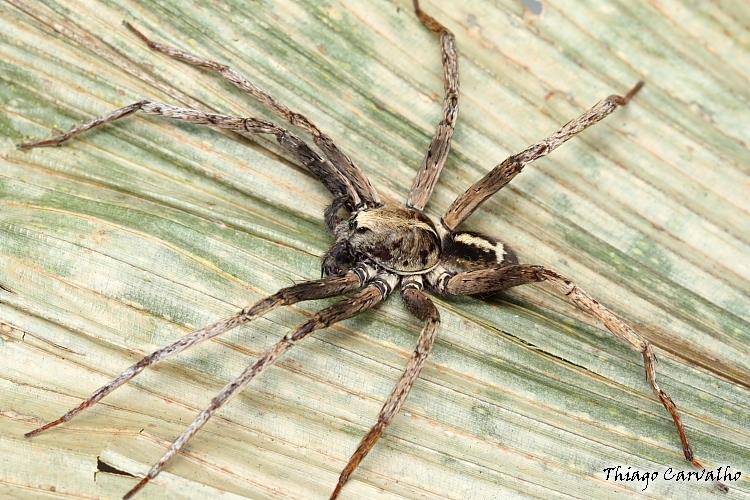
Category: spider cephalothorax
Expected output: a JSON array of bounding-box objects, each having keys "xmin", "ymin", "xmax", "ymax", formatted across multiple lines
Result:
[
  {"xmin": 347, "ymin": 205, "xmax": 441, "ymax": 274},
  {"xmin": 18, "ymin": 1, "xmax": 725, "ymax": 498}
]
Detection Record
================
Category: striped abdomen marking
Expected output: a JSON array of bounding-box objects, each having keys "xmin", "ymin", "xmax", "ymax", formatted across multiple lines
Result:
[{"xmin": 441, "ymin": 231, "xmax": 518, "ymax": 274}]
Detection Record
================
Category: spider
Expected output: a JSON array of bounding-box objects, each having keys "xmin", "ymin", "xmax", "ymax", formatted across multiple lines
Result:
[{"xmin": 17, "ymin": 1, "xmax": 724, "ymax": 498}]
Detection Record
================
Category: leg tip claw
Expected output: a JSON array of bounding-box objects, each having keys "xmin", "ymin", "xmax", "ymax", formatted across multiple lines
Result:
[
  {"xmin": 623, "ymin": 81, "xmax": 645, "ymax": 103},
  {"xmin": 123, "ymin": 477, "xmax": 150, "ymax": 499},
  {"xmin": 123, "ymin": 21, "xmax": 151, "ymax": 46},
  {"xmin": 329, "ymin": 482, "xmax": 344, "ymax": 500},
  {"xmin": 17, "ymin": 140, "xmax": 57, "ymax": 150},
  {"xmin": 24, "ymin": 427, "xmax": 43, "ymax": 438},
  {"xmin": 25, "ymin": 418, "xmax": 63, "ymax": 438}
]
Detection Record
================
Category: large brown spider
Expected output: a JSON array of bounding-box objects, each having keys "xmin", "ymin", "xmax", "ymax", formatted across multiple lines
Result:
[{"xmin": 18, "ymin": 1, "xmax": 723, "ymax": 498}]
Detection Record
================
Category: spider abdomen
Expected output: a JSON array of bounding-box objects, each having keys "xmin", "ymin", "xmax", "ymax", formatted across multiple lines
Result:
[
  {"xmin": 348, "ymin": 205, "xmax": 441, "ymax": 274},
  {"xmin": 441, "ymin": 231, "xmax": 518, "ymax": 274}
]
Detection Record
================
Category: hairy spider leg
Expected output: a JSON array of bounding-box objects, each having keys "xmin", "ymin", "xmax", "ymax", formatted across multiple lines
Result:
[
  {"xmin": 332, "ymin": 276, "xmax": 439, "ymax": 499},
  {"xmin": 124, "ymin": 21, "xmax": 380, "ymax": 208},
  {"xmin": 407, "ymin": 0, "xmax": 460, "ymax": 211},
  {"xmin": 442, "ymin": 81, "xmax": 644, "ymax": 230},
  {"xmin": 433, "ymin": 264, "xmax": 727, "ymax": 493},
  {"xmin": 123, "ymin": 273, "xmax": 399, "ymax": 499},
  {"xmin": 24, "ymin": 271, "xmax": 369, "ymax": 439},
  {"xmin": 18, "ymin": 101, "xmax": 357, "ymax": 213}
]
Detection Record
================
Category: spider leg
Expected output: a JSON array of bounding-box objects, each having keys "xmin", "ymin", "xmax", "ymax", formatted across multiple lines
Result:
[
  {"xmin": 25, "ymin": 269, "xmax": 371, "ymax": 439},
  {"xmin": 17, "ymin": 101, "xmax": 359, "ymax": 206},
  {"xmin": 123, "ymin": 22, "xmax": 381, "ymax": 208},
  {"xmin": 432, "ymin": 264, "xmax": 728, "ymax": 493},
  {"xmin": 123, "ymin": 272, "xmax": 399, "ymax": 499},
  {"xmin": 331, "ymin": 276, "xmax": 439, "ymax": 499},
  {"xmin": 407, "ymin": 0, "xmax": 459, "ymax": 210},
  {"xmin": 442, "ymin": 81, "xmax": 644, "ymax": 230}
]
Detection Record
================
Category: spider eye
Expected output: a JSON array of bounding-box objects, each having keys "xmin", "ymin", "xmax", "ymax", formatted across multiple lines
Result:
[
  {"xmin": 348, "ymin": 219, "xmax": 357, "ymax": 230},
  {"xmin": 355, "ymin": 227, "xmax": 371, "ymax": 234}
]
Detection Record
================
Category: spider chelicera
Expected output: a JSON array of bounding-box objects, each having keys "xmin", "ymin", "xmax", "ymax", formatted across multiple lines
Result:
[{"xmin": 18, "ymin": 1, "xmax": 723, "ymax": 498}]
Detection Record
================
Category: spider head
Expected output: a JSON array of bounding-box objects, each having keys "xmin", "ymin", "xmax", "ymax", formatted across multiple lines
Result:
[{"xmin": 346, "ymin": 205, "xmax": 441, "ymax": 274}]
